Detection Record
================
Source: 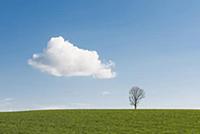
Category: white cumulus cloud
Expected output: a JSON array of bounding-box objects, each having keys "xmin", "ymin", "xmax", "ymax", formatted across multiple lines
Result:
[{"xmin": 28, "ymin": 36, "xmax": 116, "ymax": 79}]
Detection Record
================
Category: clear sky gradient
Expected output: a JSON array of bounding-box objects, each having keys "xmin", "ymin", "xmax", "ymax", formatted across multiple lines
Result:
[{"xmin": 0, "ymin": 0, "xmax": 200, "ymax": 111}]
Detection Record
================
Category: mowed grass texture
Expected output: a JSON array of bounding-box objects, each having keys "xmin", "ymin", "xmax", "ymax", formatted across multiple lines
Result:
[{"xmin": 0, "ymin": 110, "xmax": 200, "ymax": 134}]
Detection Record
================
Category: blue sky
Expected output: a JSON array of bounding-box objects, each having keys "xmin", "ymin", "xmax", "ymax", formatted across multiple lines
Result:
[{"xmin": 1, "ymin": 0, "xmax": 200, "ymax": 111}]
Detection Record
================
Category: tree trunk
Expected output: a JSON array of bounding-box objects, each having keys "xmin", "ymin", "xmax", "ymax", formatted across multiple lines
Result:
[{"xmin": 134, "ymin": 104, "xmax": 137, "ymax": 110}]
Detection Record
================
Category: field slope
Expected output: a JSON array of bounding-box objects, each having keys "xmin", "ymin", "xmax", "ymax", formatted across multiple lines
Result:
[{"xmin": 0, "ymin": 110, "xmax": 200, "ymax": 134}]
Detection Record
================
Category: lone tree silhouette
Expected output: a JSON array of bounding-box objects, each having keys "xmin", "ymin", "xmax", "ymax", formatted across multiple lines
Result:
[{"xmin": 129, "ymin": 86, "xmax": 145, "ymax": 109}]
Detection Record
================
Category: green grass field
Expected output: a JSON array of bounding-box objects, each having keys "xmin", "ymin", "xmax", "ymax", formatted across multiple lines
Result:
[{"xmin": 0, "ymin": 110, "xmax": 200, "ymax": 134}]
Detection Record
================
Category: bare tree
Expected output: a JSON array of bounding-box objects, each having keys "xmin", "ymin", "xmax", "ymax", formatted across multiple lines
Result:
[{"xmin": 129, "ymin": 86, "xmax": 145, "ymax": 109}]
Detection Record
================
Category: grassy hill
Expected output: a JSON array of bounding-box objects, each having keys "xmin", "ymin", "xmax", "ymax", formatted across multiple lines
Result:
[{"xmin": 0, "ymin": 109, "xmax": 200, "ymax": 134}]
